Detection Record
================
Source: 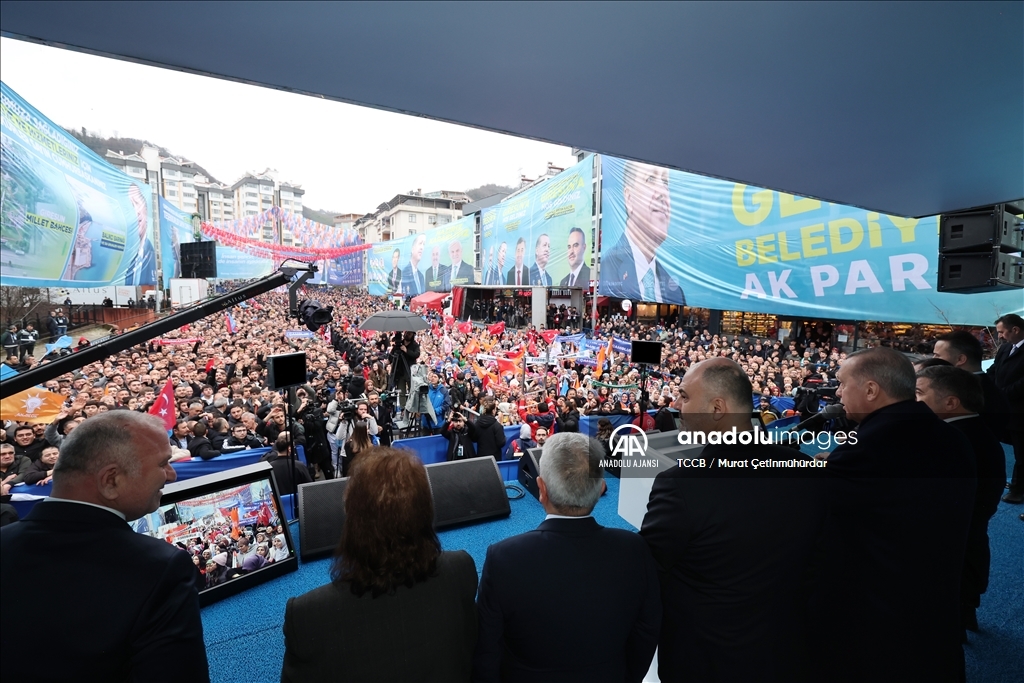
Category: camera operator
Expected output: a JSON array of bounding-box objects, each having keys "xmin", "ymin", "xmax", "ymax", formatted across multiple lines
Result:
[
  {"xmin": 334, "ymin": 399, "xmax": 378, "ymax": 475},
  {"xmin": 294, "ymin": 384, "xmax": 332, "ymax": 480},
  {"xmin": 387, "ymin": 331, "xmax": 420, "ymax": 402},
  {"xmin": 440, "ymin": 411, "xmax": 476, "ymax": 461}
]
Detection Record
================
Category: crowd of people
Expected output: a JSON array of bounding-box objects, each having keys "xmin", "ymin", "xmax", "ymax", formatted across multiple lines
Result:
[{"xmin": 0, "ymin": 275, "xmax": 1020, "ymax": 682}]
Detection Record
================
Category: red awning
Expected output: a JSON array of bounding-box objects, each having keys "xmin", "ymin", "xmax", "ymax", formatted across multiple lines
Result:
[
  {"xmin": 409, "ymin": 291, "xmax": 448, "ymax": 312},
  {"xmin": 596, "ymin": 296, "xmax": 610, "ymax": 307}
]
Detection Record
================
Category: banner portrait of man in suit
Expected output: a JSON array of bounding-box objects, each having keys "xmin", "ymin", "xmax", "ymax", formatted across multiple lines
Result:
[
  {"xmin": 601, "ymin": 161, "xmax": 685, "ymax": 304},
  {"xmin": 386, "ymin": 248, "xmax": 403, "ymax": 294},
  {"xmin": 528, "ymin": 233, "xmax": 553, "ymax": 287},
  {"xmin": 402, "ymin": 234, "xmax": 427, "ymax": 296},
  {"xmin": 505, "ymin": 237, "xmax": 531, "ymax": 286},
  {"xmin": 560, "ymin": 227, "xmax": 591, "ymax": 288}
]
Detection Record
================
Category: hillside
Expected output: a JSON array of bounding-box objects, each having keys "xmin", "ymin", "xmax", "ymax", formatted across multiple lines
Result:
[{"xmin": 66, "ymin": 128, "xmax": 223, "ymax": 183}]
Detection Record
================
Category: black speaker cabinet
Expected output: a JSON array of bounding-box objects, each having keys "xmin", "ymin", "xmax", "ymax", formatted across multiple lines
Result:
[
  {"xmin": 517, "ymin": 448, "xmax": 543, "ymax": 500},
  {"xmin": 267, "ymin": 352, "xmax": 307, "ymax": 390},
  {"xmin": 180, "ymin": 241, "xmax": 218, "ymax": 278},
  {"xmin": 296, "ymin": 477, "xmax": 349, "ymax": 562},
  {"xmin": 940, "ymin": 203, "xmax": 1024, "ymax": 253},
  {"xmin": 298, "ymin": 456, "xmax": 510, "ymax": 561},
  {"xmin": 630, "ymin": 340, "xmax": 663, "ymax": 365},
  {"xmin": 938, "ymin": 250, "xmax": 1024, "ymax": 293}
]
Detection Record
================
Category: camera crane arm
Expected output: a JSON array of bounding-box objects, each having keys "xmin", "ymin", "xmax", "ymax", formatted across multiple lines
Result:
[{"xmin": 0, "ymin": 264, "xmax": 316, "ymax": 399}]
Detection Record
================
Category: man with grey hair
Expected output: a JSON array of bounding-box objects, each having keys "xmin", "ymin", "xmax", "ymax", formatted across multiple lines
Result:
[
  {"xmin": 643, "ymin": 357, "xmax": 825, "ymax": 682},
  {"xmin": 0, "ymin": 411, "xmax": 210, "ymax": 682},
  {"xmin": 473, "ymin": 432, "xmax": 660, "ymax": 682},
  {"xmin": 809, "ymin": 347, "xmax": 975, "ymax": 683}
]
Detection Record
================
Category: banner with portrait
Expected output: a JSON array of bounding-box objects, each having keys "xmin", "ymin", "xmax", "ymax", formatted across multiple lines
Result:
[
  {"xmin": 158, "ymin": 197, "xmax": 193, "ymax": 288},
  {"xmin": 1, "ymin": 82, "xmax": 156, "ymax": 286},
  {"xmin": 599, "ymin": 155, "xmax": 1023, "ymax": 325},
  {"xmin": 324, "ymin": 227, "xmax": 365, "ymax": 286},
  {"xmin": 480, "ymin": 158, "xmax": 594, "ymax": 289},
  {"xmin": 366, "ymin": 214, "xmax": 477, "ymax": 296}
]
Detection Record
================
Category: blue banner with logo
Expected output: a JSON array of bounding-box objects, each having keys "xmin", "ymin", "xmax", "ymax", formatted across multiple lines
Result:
[
  {"xmin": 1, "ymin": 82, "xmax": 156, "ymax": 286},
  {"xmin": 214, "ymin": 244, "xmax": 274, "ymax": 280},
  {"xmin": 158, "ymin": 197, "xmax": 193, "ymax": 288},
  {"xmin": 325, "ymin": 227, "xmax": 365, "ymax": 286},
  {"xmin": 480, "ymin": 158, "xmax": 594, "ymax": 288},
  {"xmin": 367, "ymin": 214, "xmax": 477, "ymax": 296},
  {"xmin": 599, "ymin": 156, "xmax": 1023, "ymax": 325}
]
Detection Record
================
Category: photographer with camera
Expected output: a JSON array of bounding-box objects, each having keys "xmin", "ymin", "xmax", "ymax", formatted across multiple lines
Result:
[
  {"xmin": 327, "ymin": 377, "xmax": 366, "ymax": 465},
  {"xmin": 388, "ymin": 331, "xmax": 421, "ymax": 404},
  {"xmin": 334, "ymin": 399, "xmax": 379, "ymax": 475},
  {"xmin": 440, "ymin": 412, "xmax": 476, "ymax": 461}
]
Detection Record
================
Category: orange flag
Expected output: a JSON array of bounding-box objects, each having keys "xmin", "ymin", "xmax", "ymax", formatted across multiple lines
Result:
[
  {"xmin": 594, "ymin": 345, "xmax": 606, "ymax": 380},
  {"xmin": 464, "ymin": 340, "xmax": 480, "ymax": 357},
  {"xmin": 0, "ymin": 387, "xmax": 66, "ymax": 423}
]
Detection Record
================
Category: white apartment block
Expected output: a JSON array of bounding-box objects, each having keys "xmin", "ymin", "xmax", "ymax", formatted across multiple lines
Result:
[{"xmin": 353, "ymin": 191, "xmax": 464, "ymax": 244}]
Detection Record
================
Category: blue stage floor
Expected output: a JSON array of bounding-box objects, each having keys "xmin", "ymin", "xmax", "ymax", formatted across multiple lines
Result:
[{"xmin": 203, "ymin": 457, "xmax": 1024, "ymax": 683}]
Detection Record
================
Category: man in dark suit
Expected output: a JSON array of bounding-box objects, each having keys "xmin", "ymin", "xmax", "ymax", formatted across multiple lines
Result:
[
  {"xmin": 123, "ymin": 183, "xmax": 157, "ymax": 285},
  {"xmin": 386, "ymin": 248, "xmax": 403, "ymax": 293},
  {"xmin": 401, "ymin": 233, "xmax": 427, "ymax": 296},
  {"xmin": 0, "ymin": 411, "xmax": 209, "ymax": 683},
  {"xmin": 916, "ymin": 365, "xmax": 1007, "ymax": 634},
  {"xmin": 987, "ymin": 313, "xmax": 1024, "ymax": 503},
  {"xmin": 475, "ymin": 436, "xmax": 659, "ymax": 679},
  {"xmin": 560, "ymin": 226, "xmax": 591, "ymax": 287},
  {"xmin": 602, "ymin": 162, "xmax": 685, "ymax": 304},
  {"xmin": 445, "ymin": 239, "xmax": 475, "ymax": 288},
  {"xmin": 260, "ymin": 434, "xmax": 312, "ymax": 495},
  {"xmin": 505, "ymin": 236, "xmax": 532, "ymax": 286},
  {"xmin": 425, "ymin": 244, "xmax": 450, "ymax": 292},
  {"xmin": 641, "ymin": 358, "xmax": 826, "ymax": 682},
  {"xmin": 528, "ymin": 233, "xmax": 553, "ymax": 287},
  {"xmin": 474, "ymin": 432, "xmax": 660, "ymax": 682},
  {"xmin": 486, "ymin": 241, "xmax": 507, "ymax": 285},
  {"xmin": 811, "ymin": 348, "xmax": 975, "ymax": 683},
  {"xmin": 367, "ymin": 390, "xmax": 394, "ymax": 446},
  {"xmin": 933, "ymin": 329, "xmax": 1010, "ymax": 442}
]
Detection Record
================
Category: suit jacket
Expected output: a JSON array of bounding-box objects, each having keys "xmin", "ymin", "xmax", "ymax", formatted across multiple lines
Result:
[
  {"xmin": 282, "ymin": 550, "xmax": 477, "ymax": 683},
  {"xmin": 187, "ymin": 436, "xmax": 220, "ymax": 461},
  {"xmin": 0, "ymin": 501, "xmax": 209, "ymax": 683},
  {"xmin": 446, "ymin": 260, "xmax": 475, "ymax": 288},
  {"xmin": 425, "ymin": 264, "xmax": 450, "ymax": 292},
  {"xmin": 528, "ymin": 264, "xmax": 553, "ymax": 287},
  {"xmin": 986, "ymin": 341, "xmax": 1024, "ymax": 431},
  {"xmin": 975, "ymin": 371, "xmax": 1011, "ymax": 442},
  {"xmin": 600, "ymin": 234, "xmax": 685, "ymax": 304},
  {"xmin": 810, "ymin": 400, "xmax": 975, "ymax": 683},
  {"xmin": 386, "ymin": 267, "xmax": 403, "ymax": 293},
  {"xmin": 505, "ymin": 265, "xmax": 532, "ymax": 286},
  {"xmin": 402, "ymin": 263, "xmax": 427, "ymax": 296},
  {"xmin": 474, "ymin": 517, "xmax": 660, "ymax": 682},
  {"xmin": 640, "ymin": 443, "xmax": 826, "ymax": 682},
  {"xmin": 123, "ymin": 239, "xmax": 157, "ymax": 286},
  {"xmin": 485, "ymin": 264, "xmax": 504, "ymax": 286},
  {"xmin": 559, "ymin": 263, "xmax": 591, "ymax": 288},
  {"xmin": 950, "ymin": 415, "xmax": 1007, "ymax": 523}
]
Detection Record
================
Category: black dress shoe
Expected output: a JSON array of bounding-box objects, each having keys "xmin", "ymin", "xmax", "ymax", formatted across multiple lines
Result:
[{"xmin": 1001, "ymin": 491, "xmax": 1024, "ymax": 504}]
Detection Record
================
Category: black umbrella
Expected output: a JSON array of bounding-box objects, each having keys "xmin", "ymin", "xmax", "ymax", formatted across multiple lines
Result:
[{"xmin": 358, "ymin": 310, "xmax": 430, "ymax": 332}]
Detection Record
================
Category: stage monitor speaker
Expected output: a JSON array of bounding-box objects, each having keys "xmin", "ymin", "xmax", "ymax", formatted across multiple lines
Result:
[
  {"xmin": 517, "ymin": 448, "xmax": 544, "ymax": 500},
  {"xmin": 427, "ymin": 456, "xmax": 510, "ymax": 528},
  {"xmin": 938, "ymin": 250, "xmax": 1024, "ymax": 293},
  {"xmin": 298, "ymin": 456, "xmax": 511, "ymax": 561},
  {"xmin": 630, "ymin": 340, "xmax": 663, "ymax": 365},
  {"xmin": 267, "ymin": 352, "xmax": 307, "ymax": 390},
  {"xmin": 939, "ymin": 203, "xmax": 1024, "ymax": 253},
  {"xmin": 297, "ymin": 478, "xmax": 348, "ymax": 562},
  {"xmin": 180, "ymin": 241, "xmax": 218, "ymax": 278}
]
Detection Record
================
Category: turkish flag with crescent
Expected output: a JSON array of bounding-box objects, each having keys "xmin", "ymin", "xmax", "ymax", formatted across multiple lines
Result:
[{"xmin": 148, "ymin": 379, "xmax": 177, "ymax": 431}]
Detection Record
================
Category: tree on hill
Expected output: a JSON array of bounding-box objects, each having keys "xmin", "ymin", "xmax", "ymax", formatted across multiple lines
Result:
[
  {"xmin": 302, "ymin": 207, "xmax": 340, "ymax": 226},
  {"xmin": 65, "ymin": 128, "xmax": 222, "ymax": 183},
  {"xmin": 464, "ymin": 183, "xmax": 514, "ymax": 202}
]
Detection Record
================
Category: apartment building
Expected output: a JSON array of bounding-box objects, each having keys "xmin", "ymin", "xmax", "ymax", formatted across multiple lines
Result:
[{"xmin": 353, "ymin": 191, "xmax": 464, "ymax": 243}]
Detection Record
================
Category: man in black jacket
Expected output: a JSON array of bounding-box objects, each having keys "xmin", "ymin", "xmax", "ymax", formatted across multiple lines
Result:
[
  {"xmin": 811, "ymin": 348, "xmax": 975, "ymax": 683},
  {"xmin": 986, "ymin": 313, "xmax": 1024, "ymax": 503},
  {"xmin": 440, "ymin": 413, "xmax": 476, "ymax": 461},
  {"xmin": 916, "ymin": 365, "xmax": 1007, "ymax": 635},
  {"xmin": 472, "ymin": 397, "xmax": 506, "ymax": 460},
  {"xmin": 260, "ymin": 434, "xmax": 311, "ymax": 495},
  {"xmin": 221, "ymin": 423, "xmax": 264, "ymax": 454},
  {"xmin": 187, "ymin": 422, "xmax": 221, "ymax": 461},
  {"xmin": 366, "ymin": 391, "xmax": 393, "ymax": 447},
  {"xmin": 932, "ymin": 329, "xmax": 1011, "ymax": 442},
  {"xmin": 653, "ymin": 394, "xmax": 678, "ymax": 432},
  {"xmin": 474, "ymin": 433, "xmax": 660, "ymax": 682},
  {"xmin": 641, "ymin": 358, "xmax": 826, "ymax": 682}
]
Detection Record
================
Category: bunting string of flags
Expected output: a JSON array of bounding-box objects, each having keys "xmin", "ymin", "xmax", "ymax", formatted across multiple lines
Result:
[{"xmin": 199, "ymin": 220, "xmax": 371, "ymax": 262}]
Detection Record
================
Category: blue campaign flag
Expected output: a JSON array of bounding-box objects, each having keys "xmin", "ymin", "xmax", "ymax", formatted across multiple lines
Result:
[
  {"xmin": 0, "ymin": 364, "xmax": 18, "ymax": 380},
  {"xmin": 44, "ymin": 335, "xmax": 74, "ymax": 355}
]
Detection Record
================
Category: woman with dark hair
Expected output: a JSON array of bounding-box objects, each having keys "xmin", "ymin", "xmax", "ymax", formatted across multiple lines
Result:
[
  {"xmin": 341, "ymin": 420, "xmax": 373, "ymax": 476},
  {"xmin": 281, "ymin": 449, "xmax": 478, "ymax": 681}
]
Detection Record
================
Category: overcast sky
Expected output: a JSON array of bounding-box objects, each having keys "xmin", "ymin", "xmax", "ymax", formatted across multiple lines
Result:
[{"xmin": 0, "ymin": 37, "xmax": 577, "ymax": 213}]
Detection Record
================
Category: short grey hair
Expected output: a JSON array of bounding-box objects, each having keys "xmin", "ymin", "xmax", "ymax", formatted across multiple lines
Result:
[
  {"xmin": 539, "ymin": 433, "xmax": 604, "ymax": 514},
  {"xmin": 846, "ymin": 348, "xmax": 916, "ymax": 401},
  {"xmin": 213, "ymin": 396, "xmax": 228, "ymax": 409},
  {"xmin": 54, "ymin": 411, "xmax": 165, "ymax": 479},
  {"xmin": 698, "ymin": 360, "xmax": 754, "ymax": 413}
]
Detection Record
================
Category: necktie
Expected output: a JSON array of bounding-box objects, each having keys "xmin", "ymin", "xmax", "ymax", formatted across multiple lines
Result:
[
  {"xmin": 416, "ymin": 271, "xmax": 421, "ymax": 292},
  {"xmin": 1011, "ymin": 344, "xmax": 1019, "ymax": 357},
  {"xmin": 516, "ymin": 270, "xmax": 521, "ymax": 286},
  {"xmin": 641, "ymin": 269, "xmax": 655, "ymax": 301},
  {"xmin": 570, "ymin": 273, "xmax": 576, "ymax": 287}
]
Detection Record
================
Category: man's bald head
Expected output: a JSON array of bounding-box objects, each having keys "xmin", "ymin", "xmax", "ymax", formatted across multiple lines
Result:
[{"xmin": 675, "ymin": 357, "xmax": 753, "ymax": 434}]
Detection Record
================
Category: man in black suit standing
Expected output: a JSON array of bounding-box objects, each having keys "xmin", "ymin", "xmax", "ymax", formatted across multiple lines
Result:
[
  {"xmin": 932, "ymin": 329, "xmax": 1010, "ymax": 442},
  {"xmin": 1, "ymin": 411, "xmax": 209, "ymax": 683},
  {"xmin": 505, "ymin": 236, "xmax": 532, "ymax": 286},
  {"xmin": 811, "ymin": 348, "xmax": 975, "ymax": 683},
  {"xmin": 367, "ymin": 390, "xmax": 394, "ymax": 447},
  {"xmin": 386, "ymin": 248, "xmax": 403, "ymax": 294},
  {"xmin": 426, "ymin": 244, "xmax": 449, "ymax": 293},
  {"xmin": 560, "ymin": 227, "xmax": 591, "ymax": 288},
  {"xmin": 402, "ymin": 234, "xmax": 427, "ymax": 296},
  {"xmin": 486, "ymin": 241, "xmax": 507, "ymax": 285},
  {"xmin": 601, "ymin": 161, "xmax": 685, "ymax": 304},
  {"xmin": 987, "ymin": 313, "xmax": 1024, "ymax": 504},
  {"xmin": 474, "ymin": 432, "xmax": 661, "ymax": 682},
  {"xmin": 915, "ymin": 366, "xmax": 1006, "ymax": 635},
  {"xmin": 641, "ymin": 357, "xmax": 826, "ymax": 682}
]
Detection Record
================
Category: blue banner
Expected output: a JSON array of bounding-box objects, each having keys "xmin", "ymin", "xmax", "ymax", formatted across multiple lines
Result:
[
  {"xmin": 480, "ymin": 158, "xmax": 594, "ymax": 288},
  {"xmin": 215, "ymin": 244, "xmax": 274, "ymax": 280},
  {"xmin": 158, "ymin": 197, "xmax": 193, "ymax": 288},
  {"xmin": 367, "ymin": 214, "xmax": 477, "ymax": 296},
  {"xmin": 599, "ymin": 156, "xmax": 1023, "ymax": 325},
  {"xmin": 1, "ymin": 82, "xmax": 156, "ymax": 286}
]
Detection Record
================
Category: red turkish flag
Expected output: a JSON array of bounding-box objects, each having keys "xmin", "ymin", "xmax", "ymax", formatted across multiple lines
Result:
[
  {"xmin": 148, "ymin": 379, "xmax": 177, "ymax": 431},
  {"xmin": 541, "ymin": 329, "xmax": 558, "ymax": 344},
  {"xmin": 488, "ymin": 321, "xmax": 505, "ymax": 336},
  {"xmin": 205, "ymin": 358, "xmax": 217, "ymax": 373},
  {"xmin": 458, "ymin": 322, "xmax": 473, "ymax": 335},
  {"xmin": 443, "ymin": 315, "xmax": 455, "ymax": 328}
]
